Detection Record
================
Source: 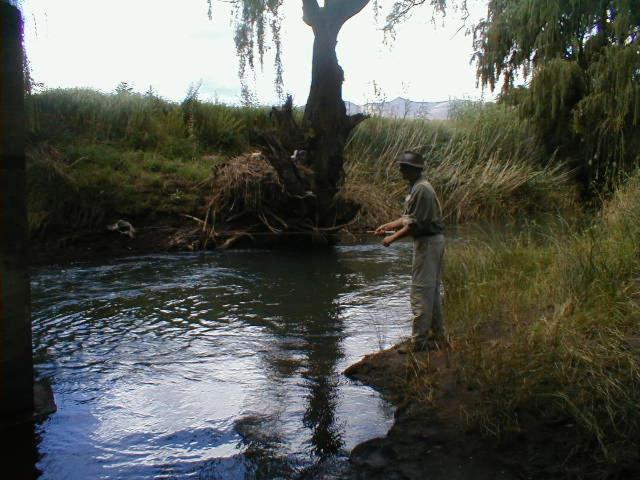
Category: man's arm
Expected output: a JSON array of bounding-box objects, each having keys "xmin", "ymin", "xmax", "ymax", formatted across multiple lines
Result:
[
  {"xmin": 382, "ymin": 224, "xmax": 410, "ymax": 247},
  {"xmin": 374, "ymin": 217, "xmax": 404, "ymax": 235}
]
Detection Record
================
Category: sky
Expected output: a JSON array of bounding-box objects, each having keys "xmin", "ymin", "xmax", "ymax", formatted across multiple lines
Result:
[{"xmin": 21, "ymin": 0, "xmax": 495, "ymax": 106}]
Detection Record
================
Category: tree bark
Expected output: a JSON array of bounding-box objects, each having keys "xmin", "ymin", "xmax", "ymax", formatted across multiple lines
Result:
[
  {"xmin": 0, "ymin": 2, "xmax": 34, "ymax": 423},
  {"xmin": 302, "ymin": 0, "xmax": 369, "ymax": 226}
]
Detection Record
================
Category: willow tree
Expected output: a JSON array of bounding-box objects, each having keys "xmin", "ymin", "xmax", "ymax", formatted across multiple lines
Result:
[
  {"xmin": 207, "ymin": 0, "xmax": 448, "ymax": 228},
  {"xmin": 206, "ymin": 0, "xmax": 368, "ymax": 226},
  {"xmin": 471, "ymin": 0, "xmax": 640, "ymax": 192}
]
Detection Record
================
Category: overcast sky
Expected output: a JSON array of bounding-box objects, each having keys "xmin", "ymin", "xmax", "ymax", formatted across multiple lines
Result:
[{"xmin": 21, "ymin": 0, "xmax": 494, "ymax": 105}]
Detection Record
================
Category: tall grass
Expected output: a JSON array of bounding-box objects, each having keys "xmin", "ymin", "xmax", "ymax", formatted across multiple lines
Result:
[
  {"xmin": 26, "ymin": 144, "xmax": 213, "ymax": 234},
  {"xmin": 26, "ymin": 89, "xmax": 577, "ymax": 236},
  {"xmin": 414, "ymin": 174, "xmax": 640, "ymax": 475},
  {"xmin": 344, "ymin": 103, "xmax": 576, "ymax": 228},
  {"xmin": 27, "ymin": 88, "xmax": 269, "ymax": 156}
]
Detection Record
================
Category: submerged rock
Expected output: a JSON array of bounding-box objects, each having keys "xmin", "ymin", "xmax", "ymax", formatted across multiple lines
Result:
[{"xmin": 33, "ymin": 378, "xmax": 56, "ymax": 419}]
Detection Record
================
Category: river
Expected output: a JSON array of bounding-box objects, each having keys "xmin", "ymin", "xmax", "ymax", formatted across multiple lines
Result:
[{"xmin": 31, "ymin": 242, "xmax": 416, "ymax": 479}]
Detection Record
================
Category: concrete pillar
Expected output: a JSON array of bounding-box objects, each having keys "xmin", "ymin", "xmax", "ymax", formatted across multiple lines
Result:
[{"xmin": 0, "ymin": 1, "xmax": 34, "ymax": 422}]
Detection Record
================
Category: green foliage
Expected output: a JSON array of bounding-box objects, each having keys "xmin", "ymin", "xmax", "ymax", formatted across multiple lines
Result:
[
  {"xmin": 441, "ymin": 175, "xmax": 640, "ymax": 474},
  {"xmin": 26, "ymin": 143, "xmax": 214, "ymax": 235},
  {"xmin": 25, "ymin": 89, "xmax": 575, "ymax": 235},
  {"xmin": 343, "ymin": 102, "xmax": 575, "ymax": 226},
  {"xmin": 180, "ymin": 84, "xmax": 268, "ymax": 152},
  {"xmin": 474, "ymin": 0, "xmax": 640, "ymax": 192},
  {"xmin": 24, "ymin": 87, "xmax": 270, "ymax": 234},
  {"xmin": 573, "ymin": 43, "xmax": 640, "ymax": 185},
  {"xmin": 27, "ymin": 87, "xmax": 269, "ymax": 155},
  {"xmin": 114, "ymin": 81, "xmax": 134, "ymax": 95},
  {"xmin": 208, "ymin": 0, "xmax": 284, "ymax": 102}
]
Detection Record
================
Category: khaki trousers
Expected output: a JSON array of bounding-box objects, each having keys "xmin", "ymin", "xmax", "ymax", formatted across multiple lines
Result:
[{"xmin": 410, "ymin": 234, "xmax": 445, "ymax": 337}]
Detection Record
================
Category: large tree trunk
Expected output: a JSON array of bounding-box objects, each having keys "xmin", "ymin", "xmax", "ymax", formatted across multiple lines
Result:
[
  {"xmin": 0, "ymin": 2, "xmax": 34, "ymax": 423},
  {"xmin": 202, "ymin": 1, "xmax": 370, "ymax": 248},
  {"xmin": 301, "ymin": 0, "xmax": 368, "ymax": 227},
  {"xmin": 303, "ymin": 21, "xmax": 347, "ymax": 223}
]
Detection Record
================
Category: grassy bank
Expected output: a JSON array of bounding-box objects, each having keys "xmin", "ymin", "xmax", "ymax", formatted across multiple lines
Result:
[
  {"xmin": 26, "ymin": 88, "xmax": 268, "ymax": 236},
  {"xmin": 26, "ymin": 88, "xmax": 575, "ymax": 239},
  {"xmin": 399, "ymin": 174, "xmax": 640, "ymax": 476}
]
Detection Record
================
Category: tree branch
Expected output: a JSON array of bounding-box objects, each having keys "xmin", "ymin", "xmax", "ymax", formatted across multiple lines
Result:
[
  {"xmin": 347, "ymin": 113, "xmax": 369, "ymax": 133},
  {"xmin": 302, "ymin": 0, "xmax": 322, "ymax": 26},
  {"xmin": 330, "ymin": 0, "xmax": 371, "ymax": 26},
  {"xmin": 383, "ymin": 0, "xmax": 447, "ymax": 34}
]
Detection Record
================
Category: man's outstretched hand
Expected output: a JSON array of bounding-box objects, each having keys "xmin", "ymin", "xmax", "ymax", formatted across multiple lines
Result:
[
  {"xmin": 374, "ymin": 224, "xmax": 391, "ymax": 236},
  {"xmin": 380, "ymin": 223, "xmax": 411, "ymax": 247},
  {"xmin": 375, "ymin": 218, "xmax": 407, "ymax": 246},
  {"xmin": 374, "ymin": 219, "xmax": 401, "ymax": 236}
]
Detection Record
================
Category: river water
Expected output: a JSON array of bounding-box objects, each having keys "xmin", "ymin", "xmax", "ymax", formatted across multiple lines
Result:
[{"xmin": 31, "ymin": 242, "xmax": 415, "ymax": 479}]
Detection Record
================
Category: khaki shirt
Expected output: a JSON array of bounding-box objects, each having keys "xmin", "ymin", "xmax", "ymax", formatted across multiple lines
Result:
[{"xmin": 402, "ymin": 179, "xmax": 444, "ymax": 237}]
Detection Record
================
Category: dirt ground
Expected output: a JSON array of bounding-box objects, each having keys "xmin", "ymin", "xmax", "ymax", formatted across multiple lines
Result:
[
  {"xmin": 343, "ymin": 344, "xmax": 516, "ymax": 479},
  {"xmin": 343, "ymin": 343, "xmax": 612, "ymax": 480}
]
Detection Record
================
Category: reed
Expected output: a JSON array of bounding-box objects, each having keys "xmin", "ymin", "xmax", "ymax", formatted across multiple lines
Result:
[
  {"xmin": 27, "ymin": 87, "xmax": 269, "ymax": 155},
  {"xmin": 344, "ymin": 103, "xmax": 576, "ymax": 228},
  {"xmin": 25, "ymin": 88, "xmax": 269, "ymax": 234}
]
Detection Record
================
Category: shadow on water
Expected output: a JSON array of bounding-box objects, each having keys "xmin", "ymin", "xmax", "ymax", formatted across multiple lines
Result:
[
  {"xmin": 28, "ymin": 244, "xmax": 412, "ymax": 479},
  {"xmin": 227, "ymin": 250, "xmax": 351, "ymax": 478},
  {"xmin": 1, "ymin": 421, "xmax": 41, "ymax": 479}
]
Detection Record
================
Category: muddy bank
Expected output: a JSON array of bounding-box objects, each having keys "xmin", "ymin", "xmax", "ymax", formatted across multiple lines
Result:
[
  {"xmin": 344, "ymin": 345, "xmax": 515, "ymax": 480},
  {"xmin": 28, "ymin": 216, "xmax": 190, "ymax": 265},
  {"xmin": 28, "ymin": 214, "xmax": 374, "ymax": 265},
  {"xmin": 343, "ymin": 344, "xmax": 599, "ymax": 480}
]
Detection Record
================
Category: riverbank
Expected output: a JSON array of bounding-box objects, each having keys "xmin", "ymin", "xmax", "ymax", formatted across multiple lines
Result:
[
  {"xmin": 345, "ymin": 344, "xmax": 601, "ymax": 479},
  {"xmin": 26, "ymin": 88, "xmax": 575, "ymax": 260},
  {"xmin": 28, "ymin": 216, "xmax": 365, "ymax": 265},
  {"xmin": 344, "ymin": 175, "xmax": 640, "ymax": 479},
  {"xmin": 345, "ymin": 346, "xmax": 518, "ymax": 479},
  {"xmin": 28, "ymin": 214, "xmax": 186, "ymax": 265}
]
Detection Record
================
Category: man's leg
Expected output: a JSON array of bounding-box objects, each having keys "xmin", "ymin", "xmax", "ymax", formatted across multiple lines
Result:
[
  {"xmin": 431, "ymin": 236, "xmax": 446, "ymax": 339},
  {"xmin": 410, "ymin": 236, "xmax": 442, "ymax": 338}
]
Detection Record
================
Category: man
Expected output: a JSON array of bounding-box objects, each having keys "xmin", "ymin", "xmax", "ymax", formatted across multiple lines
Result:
[{"xmin": 375, "ymin": 151, "xmax": 446, "ymax": 352}]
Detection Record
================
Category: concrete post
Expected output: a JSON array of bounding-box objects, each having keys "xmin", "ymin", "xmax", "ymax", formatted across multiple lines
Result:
[{"xmin": 0, "ymin": 1, "xmax": 34, "ymax": 423}]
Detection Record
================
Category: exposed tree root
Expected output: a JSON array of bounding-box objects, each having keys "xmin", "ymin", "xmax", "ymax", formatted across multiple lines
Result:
[{"xmin": 171, "ymin": 97, "xmax": 363, "ymax": 250}]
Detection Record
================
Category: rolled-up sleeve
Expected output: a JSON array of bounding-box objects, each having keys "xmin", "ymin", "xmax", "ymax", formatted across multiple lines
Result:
[{"xmin": 402, "ymin": 186, "xmax": 434, "ymax": 232}]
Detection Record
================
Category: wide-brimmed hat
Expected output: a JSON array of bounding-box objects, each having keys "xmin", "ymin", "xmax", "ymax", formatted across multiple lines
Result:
[{"xmin": 396, "ymin": 151, "xmax": 424, "ymax": 170}]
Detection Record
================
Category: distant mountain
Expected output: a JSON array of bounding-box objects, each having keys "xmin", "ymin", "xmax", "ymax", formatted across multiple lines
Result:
[
  {"xmin": 345, "ymin": 97, "xmax": 451, "ymax": 120},
  {"xmin": 344, "ymin": 101, "xmax": 364, "ymax": 115}
]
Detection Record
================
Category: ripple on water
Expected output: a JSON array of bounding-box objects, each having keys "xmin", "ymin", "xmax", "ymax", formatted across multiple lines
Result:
[{"xmin": 32, "ymin": 245, "xmax": 414, "ymax": 479}]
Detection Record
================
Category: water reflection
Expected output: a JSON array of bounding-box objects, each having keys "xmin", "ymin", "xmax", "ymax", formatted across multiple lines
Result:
[
  {"xmin": 230, "ymin": 250, "xmax": 350, "ymax": 475},
  {"xmin": 30, "ymin": 244, "xmax": 413, "ymax": 479},
  {"xmin": 300, "ymin": 296, "xmax": 345, "ymax": 461}
]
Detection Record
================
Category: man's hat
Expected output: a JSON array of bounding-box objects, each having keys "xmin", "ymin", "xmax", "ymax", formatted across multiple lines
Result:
[{"xmin": 396, "ymin": 151, "xmax": 424, "ymax": 170}]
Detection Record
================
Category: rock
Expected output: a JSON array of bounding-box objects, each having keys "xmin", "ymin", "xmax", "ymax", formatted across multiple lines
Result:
[
  {"xmin": 350, "ymin": 440, "xmax": 396, "ymax": 470},
  {"xmin": 33, "ymin": 379, "xmax": 56, "ymax": 419},
  {"xmin": 107, "ymin": 219, "xmax": 135, "ymax": 238}
]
